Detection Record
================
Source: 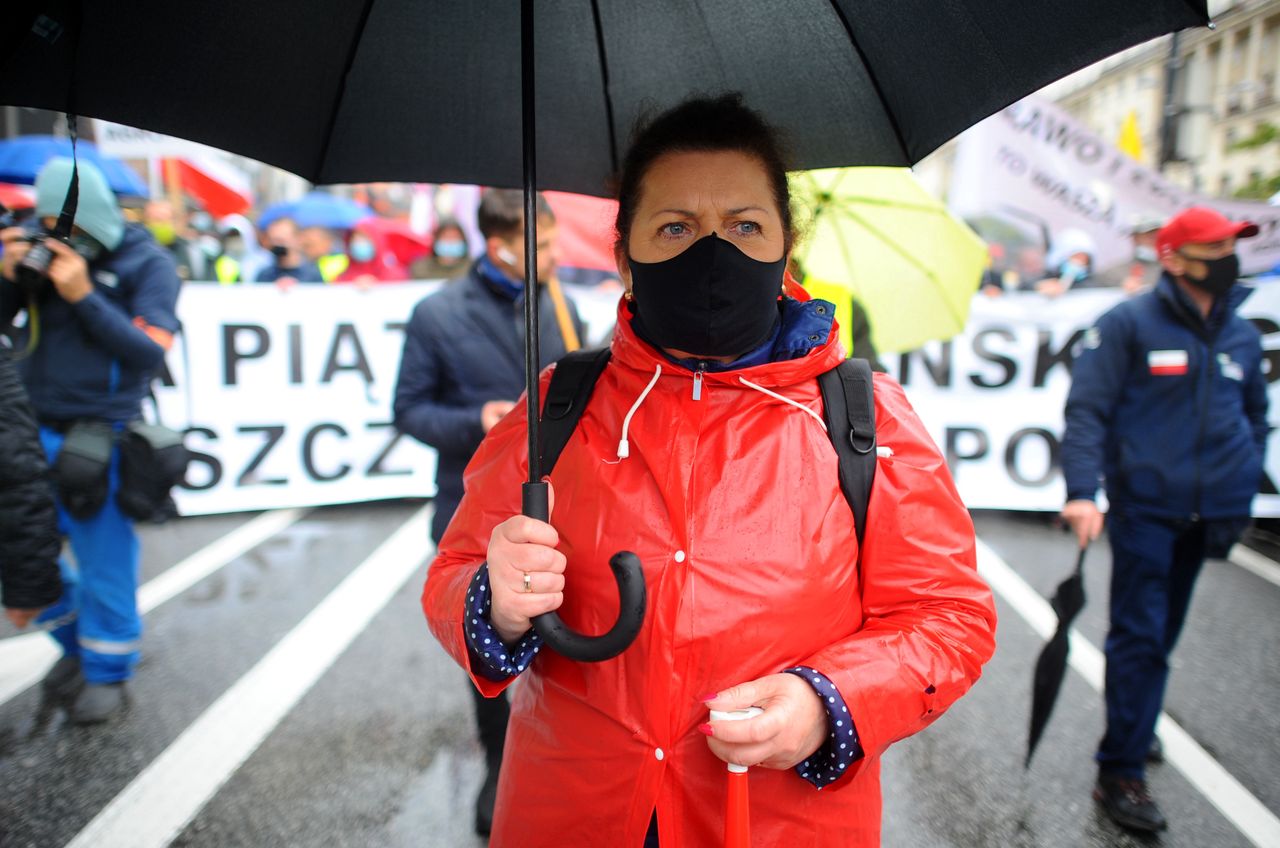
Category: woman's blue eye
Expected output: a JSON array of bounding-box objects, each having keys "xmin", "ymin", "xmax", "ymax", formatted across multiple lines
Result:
[
  {"xmin": 734, "ymin": 221, "xmax": 761, "ymax": 235},
  {"xmin": 660, "ymin": 223, "xmax": 689, "ymax": 237}
]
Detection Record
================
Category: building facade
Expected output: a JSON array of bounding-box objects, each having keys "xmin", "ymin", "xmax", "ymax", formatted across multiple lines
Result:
[{"xmin": 1055, "ymin": 0, "xmax": 1280, "ymax": 199}]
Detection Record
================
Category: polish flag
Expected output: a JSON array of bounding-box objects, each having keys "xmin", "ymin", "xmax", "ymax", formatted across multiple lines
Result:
[
  {"xmin": 1148, "ymin": 349, "xmax": 1188, "ymax": 376},
  {"xmin": 167, "ymin": 154, "xmax": 253, "ymax": 218}
]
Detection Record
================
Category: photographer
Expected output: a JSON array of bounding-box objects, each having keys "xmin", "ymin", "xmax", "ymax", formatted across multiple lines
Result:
[{"xmin": 0, "ymin": 157, "xmax": 181, "ymax": 724}]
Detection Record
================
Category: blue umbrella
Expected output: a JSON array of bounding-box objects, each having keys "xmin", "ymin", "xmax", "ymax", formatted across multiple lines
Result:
[
  {"xmin": 257, "ymin": 191, "xmax": 372, "ymax": 230},
  {"xmin": 0, "ymin": 136, "xmax": 149, "ymax": 197}
]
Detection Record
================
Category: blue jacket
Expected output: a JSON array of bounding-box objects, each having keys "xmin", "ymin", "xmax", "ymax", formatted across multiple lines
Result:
[
  {"xmin": 1, "ymin": 224, "xmax": 181, "ymax": 423},
  {"xmin": 254, "ymin": 259, "xmax": 324, "ymax": 284},
  {"xmin": 392, "ymin": 262, "xmax": 583, "ymax": 525},
  {"xmin": 1062, "ymin": 274, "xmax": 1268, "ymax": 520}
]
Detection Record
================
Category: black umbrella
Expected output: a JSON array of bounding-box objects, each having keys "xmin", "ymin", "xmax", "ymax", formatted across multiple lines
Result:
[
  {"xmin": 1025, "ymin": 545, "xmax": 1088, "ymax": 768},
  {"xmin": 1, "ymin": 2, "xmax": 1208, "ymax": 662}
]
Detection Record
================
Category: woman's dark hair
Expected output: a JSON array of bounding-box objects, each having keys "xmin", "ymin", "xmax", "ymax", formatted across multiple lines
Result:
[{"xmin": 613, "ymin": 93, "xmax": 796, "ymax": 255}]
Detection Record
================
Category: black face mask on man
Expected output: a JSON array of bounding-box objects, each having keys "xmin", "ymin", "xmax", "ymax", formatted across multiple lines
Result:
[
  {"xmin": 627, "ymin": 233, "xmax": 784, "ymax": 358},
  {"xmin": 1183, "ymin": 252, "xmax": 1239, "ymax": 298}
]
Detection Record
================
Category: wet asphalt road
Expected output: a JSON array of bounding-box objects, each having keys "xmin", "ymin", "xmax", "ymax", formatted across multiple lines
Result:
[{"xmin": 0, "ymin": 503, "xmax": 1276, "ymax": 847}]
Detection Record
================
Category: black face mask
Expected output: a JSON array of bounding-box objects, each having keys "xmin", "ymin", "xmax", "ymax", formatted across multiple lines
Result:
[
  {"xmin": 628, "ymin": 233, "xmax": 784, "ymax": 358},
  {"xmin": 1184, "ymin": 252, "xmax": 1239, "ymax": 297}
]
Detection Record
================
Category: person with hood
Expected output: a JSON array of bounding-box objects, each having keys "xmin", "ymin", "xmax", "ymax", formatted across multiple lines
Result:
[
  {"xmin": 422, "ymin": 95, "xmax": 996, "ymax": 847},
  {"xmin": 0, "ymin": 157, "xmax": 181, "ymax": 724},
  {"xmin": 1029, "ymin": 228, "xmax": 1098, "ymax": 297},
  {"xmin": 212, "ymin": 214, "xmax": 270, "ymax": 285},
  {"xmin": 1061, "ymin": 206, "xmax": 1266, "ymax": 834}
]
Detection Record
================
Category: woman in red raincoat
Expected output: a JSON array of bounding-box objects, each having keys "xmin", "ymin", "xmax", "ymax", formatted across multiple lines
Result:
[{"xmin": 423, "ymin": 94, "xmax": 996, "ymax": 847}]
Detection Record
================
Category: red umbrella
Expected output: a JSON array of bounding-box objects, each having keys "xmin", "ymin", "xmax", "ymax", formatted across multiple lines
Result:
[
  {"xmin": 0, "ymin": 182, "xmax": 35, "ymax": 211},
  {"xmin": 353, "ymin": 215, "xmax": 432, "ymax": 267},
  {"xmin": 544, "ymin": 190, "xmax": 619, "ymax": 273}
]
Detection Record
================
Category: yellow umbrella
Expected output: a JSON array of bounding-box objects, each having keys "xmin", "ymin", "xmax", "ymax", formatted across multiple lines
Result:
[{"xmin": 791, "ymin": 167, "xmax": 988, "ymax": 354}]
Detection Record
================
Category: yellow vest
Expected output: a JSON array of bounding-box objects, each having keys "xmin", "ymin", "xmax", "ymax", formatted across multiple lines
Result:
[
  {"xmin": 318, "ymin": 253, "xmax": 349, "ymax": 282},
  {"xmin": 215, "ymin": 255, "xmax": 242, "ymax": 285}
]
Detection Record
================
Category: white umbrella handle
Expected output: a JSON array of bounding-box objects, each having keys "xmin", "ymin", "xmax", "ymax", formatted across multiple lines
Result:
[{"xmin": 709, "ymin": 707, "xmax": 763, "ymax": 848}]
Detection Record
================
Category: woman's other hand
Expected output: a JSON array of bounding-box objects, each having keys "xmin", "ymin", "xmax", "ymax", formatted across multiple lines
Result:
[
  {"xmin": 486, "ymin": 497, "xmax": 567, "ymax": 645},
  {"xmin": 702, "ymin": 673, "xmax": 827, "ymax": 770}
]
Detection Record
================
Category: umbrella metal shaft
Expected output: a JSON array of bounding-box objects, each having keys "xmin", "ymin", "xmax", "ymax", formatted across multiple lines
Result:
[{"xmin": 522, "ymin": 0, "xmax": 542, "ymax": 485}]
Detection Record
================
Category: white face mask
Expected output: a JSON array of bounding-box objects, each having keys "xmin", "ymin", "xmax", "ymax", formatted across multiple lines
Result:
[
  {"xmin": 1134, "ymin": 245, "xmax": 1158, "ymax": 263},
  {"xmin": 1060, "ymin": 258, "xmax": 1088, "ymax": 283}
]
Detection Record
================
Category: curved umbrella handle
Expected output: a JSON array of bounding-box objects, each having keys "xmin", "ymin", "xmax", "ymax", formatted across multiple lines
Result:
[{"xmin": 523, "ymin": 482, "xmax": 646, "ymax": 662}]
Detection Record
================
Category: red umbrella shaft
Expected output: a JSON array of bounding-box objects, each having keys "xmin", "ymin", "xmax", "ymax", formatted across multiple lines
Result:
[{"xmin": 725, "ymin": 765, "xmax": 750, "ymax": 848}]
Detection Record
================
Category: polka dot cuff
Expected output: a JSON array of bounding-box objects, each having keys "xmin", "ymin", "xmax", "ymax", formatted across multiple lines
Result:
[
  {"xmin": 464, "ymin": 563, "xmax": 543, "ymax": 682},
  {"xmin": 785, "ymin": 665, "xmax": 863, "ymax": 789}
]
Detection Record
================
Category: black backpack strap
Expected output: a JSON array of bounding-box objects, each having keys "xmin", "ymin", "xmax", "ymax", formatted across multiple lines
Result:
[
  {"xmin": 538, "ymin": 347, "xmax": 613, "ymax": 476},
  {"xmin": 818, "ymin": 358, "xmax": 877, "ymax": 552}
]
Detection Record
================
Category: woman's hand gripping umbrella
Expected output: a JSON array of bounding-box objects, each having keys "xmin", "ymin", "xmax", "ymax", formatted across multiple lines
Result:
[{"xmin": 488, "ymin": 482, "xmax": 646, "ymax": 661}]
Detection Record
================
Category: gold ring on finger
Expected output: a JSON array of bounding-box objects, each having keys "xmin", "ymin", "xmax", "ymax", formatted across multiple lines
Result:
[{"xmin": 522, "ymin": 572, "xmax": 532, "ymax": 593}]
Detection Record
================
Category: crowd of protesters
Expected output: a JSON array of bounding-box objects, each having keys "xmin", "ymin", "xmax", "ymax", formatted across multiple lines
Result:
[{"xmin": 106, "ymin": 186, "xmax": 485, "ymax": 289}]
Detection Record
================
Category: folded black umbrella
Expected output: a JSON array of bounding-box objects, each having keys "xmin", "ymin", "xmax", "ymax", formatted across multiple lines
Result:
[{"xmin": 1026, "ymin": 545, "xmax": 1088, "ymax": 768}]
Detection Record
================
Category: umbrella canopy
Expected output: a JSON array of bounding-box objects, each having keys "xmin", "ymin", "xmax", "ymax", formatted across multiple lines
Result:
[
  {"xmin": 0, "ymin": 1, "xmax": 1207, "ymax": 662},
  {"xmin": 792, "ymin": 167, "xmax": 988, "ymax": 354},
  {"xmin": 257, "ymin": 191, "xmax": 373, "ymax": 231},
  {"xmin": 0, "ymin": 3, "xmax": 1208, "ymax": 197},
  {"xmin": 544, "ymin": 190, "xmax": 620, "ymax": 274},
  {"xmin": 0, "ymin": 183, "xmax": 35, "ymax": 211},
  {"xmin": 1026, "ymin": 546, "xmax": 1088, "ymax": 768},
  {"xmin": 0, "ymin": 135, "xmax": 148, "ymax": 196}
]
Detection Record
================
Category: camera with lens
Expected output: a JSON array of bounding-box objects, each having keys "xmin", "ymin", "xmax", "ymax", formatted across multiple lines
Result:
[
  {"xmin": 1, "ymin": 204, "xmax": 59, "ymax": 296},
  {"xmin": 12, "ymin": 230, "xmax": 65, "ymax": 297}
]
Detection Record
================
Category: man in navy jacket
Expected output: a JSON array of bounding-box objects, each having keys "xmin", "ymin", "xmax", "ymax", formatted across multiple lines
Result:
[
  {"xmin": 1061, "ymin": 207, "xmax": 1267, "ymax": 833},
  {"xmin": 393, "ymin": 188, "xmax": 582, "ymax": 836},
  {"xmin": 0, "ymin": 158, "xmax": 181, "ymax": 724}
]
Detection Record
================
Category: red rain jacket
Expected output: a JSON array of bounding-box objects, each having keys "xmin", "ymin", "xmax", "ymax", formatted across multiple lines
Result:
[{"xmin": 424, "ymin": 300, "xmax": 996, "ymax": 847}]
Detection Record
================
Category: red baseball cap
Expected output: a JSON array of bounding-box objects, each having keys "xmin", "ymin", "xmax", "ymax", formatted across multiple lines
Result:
[{"xmin": 1156, "ymin": 206, "xmax": 1259, "ymax": 255}]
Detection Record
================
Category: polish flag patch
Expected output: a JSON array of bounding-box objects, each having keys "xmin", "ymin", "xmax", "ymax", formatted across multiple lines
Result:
[{"xmin": 1148, "ymin": 349, "xmax": 1188, "ymax": 376}]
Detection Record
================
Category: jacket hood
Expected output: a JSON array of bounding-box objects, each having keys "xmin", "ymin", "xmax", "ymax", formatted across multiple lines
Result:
[
  {"xmin": 35, "ymin": 157, "xmax": 125, "ymax": 251},
  {"xmin": 609, "ymin": 295, "xmax": 846, "ymax": 389}
]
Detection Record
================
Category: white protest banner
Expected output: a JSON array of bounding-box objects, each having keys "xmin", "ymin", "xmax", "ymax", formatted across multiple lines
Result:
[
  {"xmin": 949, "ymin": 96, "xmax": 1280, "ymax": 277},
  {"xmin": 158, "ymin": 281, "xmax": 1280, "ymax": 518},
  {"xmin": 94, "ymin": 120, "xmax": 212, "ymax": 160},
  {"xmin": 156, "ymin": 283, "xmax": 443, "ymax": 516},
  {"xmin": 886, "ymin": 283, "xmax": 1280, "ymax": 517}
]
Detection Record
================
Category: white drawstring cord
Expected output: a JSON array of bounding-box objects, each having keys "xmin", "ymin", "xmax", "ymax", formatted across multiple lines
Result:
[
  {"xmin": 615, "ymin": 364, "xmax": 663, "ymax": 460},
  {"xmin": 737, "ymin": 376, "xmax": 828, "ymax": 431}
]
